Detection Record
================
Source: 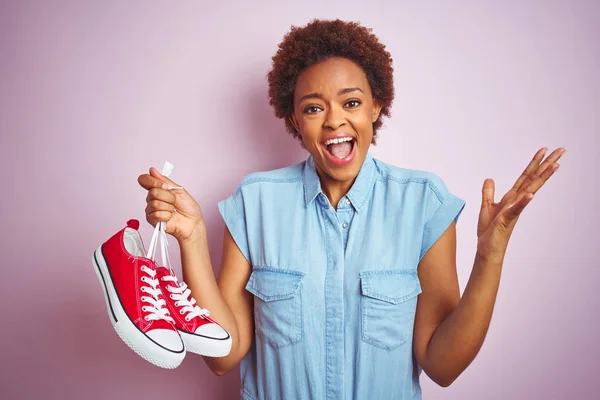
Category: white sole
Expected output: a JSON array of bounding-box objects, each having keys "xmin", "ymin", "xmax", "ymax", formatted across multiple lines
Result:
[
  {"xmin": 92, "ymin": 245, "xmax": 185, "ymax": 369},
  {"xmin": 179, "ymin": 330, "xmax": 232, "ymax": 357}
]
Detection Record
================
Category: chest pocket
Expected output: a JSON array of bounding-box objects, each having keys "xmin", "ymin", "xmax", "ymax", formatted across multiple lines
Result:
[
  {"xmin": 359, "ymin": 269, "xmax": 422, "ymax": 351},
  {"xmin": 245, "ymin": 266, "xmax": 305, "ymax": 349}
]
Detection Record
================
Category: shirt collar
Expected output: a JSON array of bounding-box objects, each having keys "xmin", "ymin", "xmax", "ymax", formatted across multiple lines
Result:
[{"xmin": 303, "ymin": 152, "xmax": 377, "ymax": 213}]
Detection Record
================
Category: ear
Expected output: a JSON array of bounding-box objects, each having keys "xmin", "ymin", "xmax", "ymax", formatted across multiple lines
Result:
[
  {"xmin": 371, "ymin": 99, "xmax": 382, "ymax": 123},
  {"xmin": 288, "ymin": 113, "xmax": 300, "ymax": 132}
]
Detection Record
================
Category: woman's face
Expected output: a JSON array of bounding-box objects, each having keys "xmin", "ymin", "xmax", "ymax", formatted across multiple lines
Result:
[{"xmin": 290, "ymin": 57, "xmax": 381, "ymax": 184}]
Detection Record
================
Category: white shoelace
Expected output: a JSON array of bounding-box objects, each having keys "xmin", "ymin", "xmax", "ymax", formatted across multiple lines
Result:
[
  {"xmin": 139, "ymin": 265, "xmax": 174, "ymax": 323},
  {"xmin": 140, "ymin": 162, "xmax": 180, "ymax": 324},
  {"xmin": 144, "ymin": 161, "xmax": 209, "ymax": 323},
  {"xmin": 160, "ymin": 276, "xmax": 210, "ymax": 322},
  {"xmin": 156, "ymin": 224, "xmax": 210, "ymax": 322}
]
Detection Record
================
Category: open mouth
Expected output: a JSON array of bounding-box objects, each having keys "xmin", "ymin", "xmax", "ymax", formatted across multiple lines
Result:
[
  {"xmin": 324, "ymin": 137, "xmax": 356, "ymax": 160},
  {"xmin": 321, "ymin": 136, "xmax": 357, "ymax": 166}
]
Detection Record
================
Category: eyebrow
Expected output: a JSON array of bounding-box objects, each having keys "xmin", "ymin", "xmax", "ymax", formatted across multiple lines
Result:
[{"xmin": 298, "ymin": 87, "xmax": 364, "ymax": 103}]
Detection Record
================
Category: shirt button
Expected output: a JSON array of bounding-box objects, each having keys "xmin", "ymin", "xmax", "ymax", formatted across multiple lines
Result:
[
  {"xmin": 345, "ymin": 199, "xmax": 351, "ymax": 205},
  {"xmin": 342, "ymin": 222, "xmax": 349, "ymax": 229}
]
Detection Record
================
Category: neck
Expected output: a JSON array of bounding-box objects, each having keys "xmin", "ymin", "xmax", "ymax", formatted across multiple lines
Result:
[{"xmin": 316, "ymin": 167, "xmax": 355, "ymax": 210}]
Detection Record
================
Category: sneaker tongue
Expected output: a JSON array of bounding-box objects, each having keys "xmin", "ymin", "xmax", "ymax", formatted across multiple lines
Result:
[
  {"xmin": 154, "ymin": 265, "xmax": 171, "ymax": 278},
  {"xmin": 329, "ymin": 141, "xmax": 352, "ymax": 159}
]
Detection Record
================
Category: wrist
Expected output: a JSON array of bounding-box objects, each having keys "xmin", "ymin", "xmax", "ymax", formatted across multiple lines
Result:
[
  {"xmin": 475, "ymin": 248, "xmax": 504, "ymax": 268},
  {"xmin": 178, "ymin": 221, "xmax": 207, "ymax": 246}
]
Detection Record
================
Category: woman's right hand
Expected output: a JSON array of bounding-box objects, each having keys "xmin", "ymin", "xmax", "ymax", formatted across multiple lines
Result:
[{"xmin": 137, "ymin": 167, "xmax": 204, "ymax": 243}]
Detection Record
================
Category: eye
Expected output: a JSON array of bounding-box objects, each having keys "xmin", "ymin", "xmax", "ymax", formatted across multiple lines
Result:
[
  {"xmin": 345, "ymin": 100, "xmax": 361, "ymax": 108},
  {"xmin": 303, "ymin": 105, "xmax": 322, "ymax": 114}
]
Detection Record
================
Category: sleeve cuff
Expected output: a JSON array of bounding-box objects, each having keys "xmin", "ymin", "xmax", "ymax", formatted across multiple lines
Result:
[
  {"xmin": 217, "ymin": 194, "xmax": 251, "ymax": 264},
  {"xmin": 419, "ymin": 192, "xmax": 466, "ymax": 262}
]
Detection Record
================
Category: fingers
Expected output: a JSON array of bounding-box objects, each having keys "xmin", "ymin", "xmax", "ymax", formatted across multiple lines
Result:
[
  {"xmin": 137, "ymin": 166, "xmax": 187, "ymax": 229},
  {"xmin": 499, "ymin": 189, "xmax": 518, "ymax": 207},
  {"xmin": 137, "ymin": 173, "xmax": 164, "ymax": 191},
  {"xmin": 481, "ymin": 178, "xmax": 495, "ymax": 208},
  {"xmin": 145, "ymin": 199, "xmax": 176, "ymax": 214},
  {"xmin": 520, "ymin": 147, "xmax": 563, "ymax": 193},
  {"xmin": 137, "ymin": 167, "xmax": 184, "ymax": 191},
  {"xmin": 503, "ymin": 192, "xmax": 534, "ymax": 222},
  {"xmin": 149, "ymin": 167, "xmax": 182, "ymax": 188},
  {"xmin": 141, "ymin": 174, "xmax": 178, "ymax": 227},
  {"xmin": 512, "ymin": 147, "xmax": 547, "ymax": 191},
  {"xmin": 145, "ymin": 188, "xmax": 176, "ymax": 223},
  {"xmin": 145, "ymin": 187, "xmax": 176, "ymax": 205},
  {"xmin": 542, "ymin": 162, "xmax": 559, "ymax": 180},
  {"xmin": 521, "ymin": 162, "xmax": 560, "ymax": 194},
  {"xmin": 513, "ymin": 147, "xmax": 565, "ymax": 193},
  {"xmin": 525, "ymin": 148, "xmax": 564, "ymax": 188},
  {"xmin": 146, "ymin": 210, "xmax": 173, "ymax": 227},
  {"xmin": 536, "ymin": 148, "xmax": 564, "ymax": 176},
  {"xmin": 145, "ymin": 194, "xmax": 177, "ymax": 227}
]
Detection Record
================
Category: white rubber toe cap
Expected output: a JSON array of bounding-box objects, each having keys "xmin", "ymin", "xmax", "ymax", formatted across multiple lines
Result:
[
  {"xmin": 194, "ymin": 323, "xmax": 229, "ymax": 339},
  {"xmin": 146, "ymin": 329, "xmax": 184, "ymax": 352}
]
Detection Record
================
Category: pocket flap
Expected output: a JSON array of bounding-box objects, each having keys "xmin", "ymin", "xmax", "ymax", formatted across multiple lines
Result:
[
  {"xmin": 245, "ymin": 267, "xmax": 305, "ymax": 302},
  {"xmin": 359, "ymin": 269, "xmax": 422, "ymax": 304}
]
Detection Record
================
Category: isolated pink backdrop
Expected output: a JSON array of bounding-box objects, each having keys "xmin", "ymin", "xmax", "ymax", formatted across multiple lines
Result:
[{"xmin": 1, "ymin": 1, "xmax": 598, "ymax": 399}]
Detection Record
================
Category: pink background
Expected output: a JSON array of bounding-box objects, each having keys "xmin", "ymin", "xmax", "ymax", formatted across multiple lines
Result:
[{"xmin": 1, "ymin": 1, "xmax": 598, "ymax": 399}]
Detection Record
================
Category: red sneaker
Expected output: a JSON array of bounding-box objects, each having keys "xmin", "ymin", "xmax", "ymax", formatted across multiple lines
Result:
[
  {"xmin": 92, "ymin": 219, "xmax": 185, "ymax": 369},
  {"xmin": 156, "ymin": 267, "xmax": 232, "ymax": 357},
  {"xmin": 153, "ymin": 226, "xmax": 232, "ymax": 357}
]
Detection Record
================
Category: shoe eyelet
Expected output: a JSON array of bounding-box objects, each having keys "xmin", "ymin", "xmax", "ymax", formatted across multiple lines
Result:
[
  {"xmin": 144, "ymin": 316, "xmax": 149, "ymax": 321},
  {"xmin": 180, "ymin": 309, "xmax": 185, "ymax": 315},
  {"xmin": 184, "ymin": 316, "xmax": 190, "ymax": 322},
  {"xmin": 170, "ymin": 294, "xmax": 175, "ymax": 300}
]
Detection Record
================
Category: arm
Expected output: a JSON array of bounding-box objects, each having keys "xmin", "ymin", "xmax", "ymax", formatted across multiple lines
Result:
[
  {"xmin": 413, "ymin": 221, "xmax": 502, "ymax": 387},
  {"xmin": 137, "ymin": 168, "xmax": 255, "ymax": 376},
  {"xmin": 179, "ymin": 223, "xmax": 254, "ymax": 376},
  {"xmin": 413, "ymin": 147, "xmax": 564, "ymax": 387}
]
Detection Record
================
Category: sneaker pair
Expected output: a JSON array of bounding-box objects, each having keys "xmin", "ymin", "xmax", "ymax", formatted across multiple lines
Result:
[{"xmin": 92, "ymin": 219, "xmax": 232, "ymax": 369}]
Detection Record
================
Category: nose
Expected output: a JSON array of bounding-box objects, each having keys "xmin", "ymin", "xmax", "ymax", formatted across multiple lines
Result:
[{"xmin": 323, "ymin": 104, "xmax": 346, "ymax": 130}]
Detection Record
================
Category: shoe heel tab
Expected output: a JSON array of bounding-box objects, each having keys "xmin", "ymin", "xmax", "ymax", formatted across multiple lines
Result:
[{"xmin": 126, "ymin": 219, "xmax": 140, "ymax": 230}]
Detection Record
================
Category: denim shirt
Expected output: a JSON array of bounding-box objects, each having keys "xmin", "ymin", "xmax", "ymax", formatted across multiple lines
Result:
[{"xmin": 218, "ymin": 152, "xmax": 466, "ymax": 400}]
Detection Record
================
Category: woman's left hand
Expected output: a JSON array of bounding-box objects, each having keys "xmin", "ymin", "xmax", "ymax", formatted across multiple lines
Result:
[{"xmin": 476, "ymin": 147, "xmax": 566, "ymax": 263}]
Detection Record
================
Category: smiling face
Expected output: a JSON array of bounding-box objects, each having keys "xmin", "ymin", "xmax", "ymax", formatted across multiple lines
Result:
[{"xmin": 290, "ymin": 57, "xmax": 382, "ymax": 186}]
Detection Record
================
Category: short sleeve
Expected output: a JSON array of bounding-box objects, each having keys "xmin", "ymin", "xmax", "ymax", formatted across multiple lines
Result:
[
  {"xmin": 419, "ymin": 173, "xmax": 466, "ymax": 261},
  {"xmin": 217, "ymin": 188, "xmax": 251, "ymax": 264}
]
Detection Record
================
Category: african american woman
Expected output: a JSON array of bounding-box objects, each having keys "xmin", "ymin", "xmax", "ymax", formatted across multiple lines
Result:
[{"xmin": 137, "ymin": 19, "xmax": 565, "ymax": 400}]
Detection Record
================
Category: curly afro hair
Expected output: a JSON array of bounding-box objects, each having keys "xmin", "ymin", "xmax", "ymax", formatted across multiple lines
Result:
[{"xmin": 267, "ymin": 19, "xmax": 394, "ymax": 145}]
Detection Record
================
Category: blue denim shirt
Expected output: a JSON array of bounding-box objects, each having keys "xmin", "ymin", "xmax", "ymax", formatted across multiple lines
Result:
[{"xmin": 218, "ymin": 152, "xmax": 466, "ymax": 400}]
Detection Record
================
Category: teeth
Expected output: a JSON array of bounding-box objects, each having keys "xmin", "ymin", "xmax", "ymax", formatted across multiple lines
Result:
[{"xmin": 325, "ymin": 137, "xmax": 353, "ymax": 146}]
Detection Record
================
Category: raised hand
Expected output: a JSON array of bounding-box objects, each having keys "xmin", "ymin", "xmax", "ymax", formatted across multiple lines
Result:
[{"xmin": 476, "ymin": 147, "xmax": 566, "ymax": 263}]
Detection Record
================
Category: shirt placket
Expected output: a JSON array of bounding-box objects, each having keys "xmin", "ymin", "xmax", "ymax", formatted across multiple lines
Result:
[
  {"xmin": 320, "ymin": 194, "xmax": 345, "ymax": 400},
  {"xmin": 338, "ymin": 197, "xmax": 354, "ymax": 252}
]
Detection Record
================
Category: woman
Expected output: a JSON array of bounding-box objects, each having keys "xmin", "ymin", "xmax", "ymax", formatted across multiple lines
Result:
[{"xmin": 138, "ymin": 19, "xmax": 564, "ymax": 400}]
